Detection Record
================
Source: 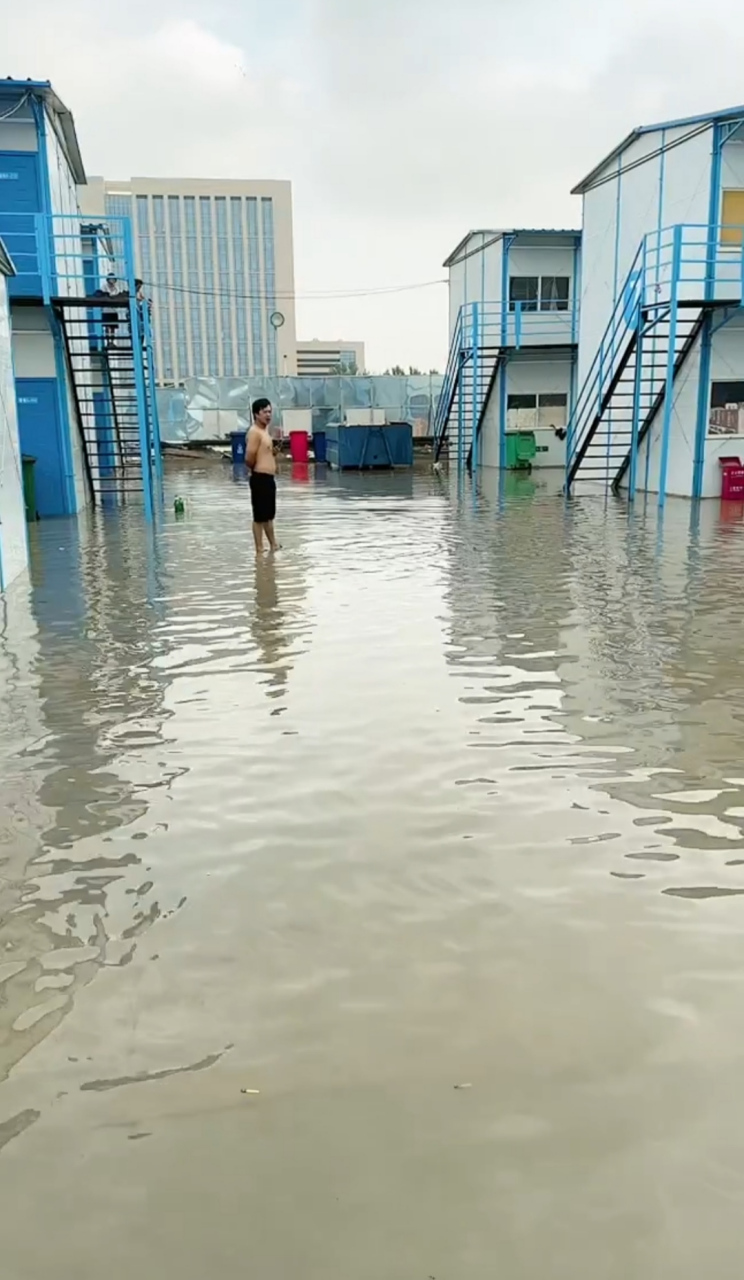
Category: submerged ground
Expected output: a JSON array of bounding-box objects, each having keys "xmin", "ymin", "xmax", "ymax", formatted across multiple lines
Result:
[{"xmin": 2, "ymin": 460, "xmax": 744, "ymax": 1278}]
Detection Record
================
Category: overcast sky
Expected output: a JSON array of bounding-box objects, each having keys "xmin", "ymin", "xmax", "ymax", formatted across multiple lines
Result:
[{"xmin": 5, "ymin": 0, "xmax": 744, "ymax": 370}]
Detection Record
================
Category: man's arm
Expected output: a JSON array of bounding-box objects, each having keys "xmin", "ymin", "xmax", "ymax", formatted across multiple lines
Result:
[{"xmin": 245, "ymin": 426, "xmax": 259, "ymax": 469}]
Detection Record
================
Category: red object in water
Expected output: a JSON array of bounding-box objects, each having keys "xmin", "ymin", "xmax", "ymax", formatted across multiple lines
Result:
[
  {"xmin": 289, "ymin": 430, "xmax": 309, "ymax": 464},
  {"xmin": 291, "ymin": 462, "xmax": 310, "ymax": 484},
  {"xmin": 720, "ymin": 455, "xmax": 744, "ymax": 500}
]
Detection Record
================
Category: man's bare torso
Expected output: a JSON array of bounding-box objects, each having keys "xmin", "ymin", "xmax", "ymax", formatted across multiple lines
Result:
[{"xmin": 247, "ymin": 425, "xmax": 276, "ymax": 475}]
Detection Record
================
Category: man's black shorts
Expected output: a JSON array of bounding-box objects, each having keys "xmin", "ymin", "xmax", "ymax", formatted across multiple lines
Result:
[{"xmin": 249, "ymin": 472, "xmax": 276, "ymax": 523}]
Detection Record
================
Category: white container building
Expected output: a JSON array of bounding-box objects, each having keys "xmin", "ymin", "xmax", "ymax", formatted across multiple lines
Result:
[
  {"xmin": 568, "ymin": 104, "xmax": 744, "ymax": 501},
  {"xmin": 436, "ymin": 229, "xmax": 581, "ymax": 470}
]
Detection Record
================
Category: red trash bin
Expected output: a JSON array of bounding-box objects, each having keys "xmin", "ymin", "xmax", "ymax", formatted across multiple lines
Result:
[
  {"xmin": 720, "ymin": 456, "xmax": 744, "ymax": 500},
  {"xmin": 289, "ymin": 431, "xmax": 309, "ymax": 464}
]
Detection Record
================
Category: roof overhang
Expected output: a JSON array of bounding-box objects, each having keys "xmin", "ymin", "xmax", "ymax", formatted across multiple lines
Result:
[
  {"xmin": 444, "ymin": 227, "xmax": 581, "ymax": 268},
  {"xmin": 0, "ymin": 79, "xmax": 86, "ymax": 185},
  {"xmin": 572, "ymin": 104, "xmax": 744, "ymax": 196}
]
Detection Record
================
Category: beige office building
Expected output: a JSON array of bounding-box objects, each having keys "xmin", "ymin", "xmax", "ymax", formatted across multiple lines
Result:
[
  {"xmin": 296, "ymin": 338, "xmax": 366, "ymax": 376},
  {"xmin": 79, "ymin": 177, "xmax": 297, "ymax": 385}
]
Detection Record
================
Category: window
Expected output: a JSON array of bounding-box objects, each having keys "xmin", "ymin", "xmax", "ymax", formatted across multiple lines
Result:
[
  {"xmin": 709, "ymin": 380, "xmax": 744, "ymax": 435},
  {"xmin": 540, "ymin": 277, "xmax": 570, "ymax": 312},
  {"xmin": 721, "ymin": 190, "xmax": 744, "ymax": 246},
  {"xmin": 507, "ymin": 391, "xmax": 568, "ymax": 431},
  {"xmin": 261, "ymin": 197, "xmax": 278, "ymax": 375},
  {"xmin": 246, "ymin": 198, "xmax": 264, "ymax": 374},
  {"xmin": 231, "ymin": 197, "xmax": 250, "ymax": 375},
  {"xmin": 199, "ymin": 197, "xmax": 220, "ymax": 376},
  {"xmin": 509, "ymin": 277, "xmax": 538, "ymax": 312},
  {"xmin": 183, "ymin": 197, "xmax": 204, "ymax": 372},
  {"xmin": 215, "ymin": 197, "xmax": 234, "ymax": 376},
  {"xmin": 537, "ymin": 392, "xmax": 568, "ymax": 430},
  {"xmin": 507, "ymin": 392, "xmax": 537, "ymax": 428},
  {"xmin": 509, "ymin": 275, "xmax": 570, "ymax": 312}
]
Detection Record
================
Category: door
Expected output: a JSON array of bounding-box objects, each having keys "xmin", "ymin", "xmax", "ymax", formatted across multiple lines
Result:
[
  {"xmin": 0, "ymin": 152, "xmax": 43, "ymax": 296},
  {"xmin": 15, "ymin": 378, "xmax": 66, "ymax": 517},
  {"xmin": 721, "ymin": 189, "xmax": 744, "ymax": 246}
]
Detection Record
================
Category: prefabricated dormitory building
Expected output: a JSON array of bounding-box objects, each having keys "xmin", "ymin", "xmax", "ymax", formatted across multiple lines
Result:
[
  {"xmin": 438, "ymin": 229, "xmax": 580, "ymax": 471},
  {"xmin": 0, "ymin": 78, "xmax": 160, "ymax": 537},
  {"xmin": 438, "ymin": 103, "xmax": 744, "ymax": 502}
]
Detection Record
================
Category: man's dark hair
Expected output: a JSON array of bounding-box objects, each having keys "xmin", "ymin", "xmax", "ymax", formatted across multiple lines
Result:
[{"xmin": 252, "ymin": 397, "xmax": 271, "ymax": 419}]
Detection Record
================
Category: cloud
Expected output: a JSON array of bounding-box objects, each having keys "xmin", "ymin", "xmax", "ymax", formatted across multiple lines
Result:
[{"xmin": 5, "ymin": 0, "xmax": 744, "ymax": 368}]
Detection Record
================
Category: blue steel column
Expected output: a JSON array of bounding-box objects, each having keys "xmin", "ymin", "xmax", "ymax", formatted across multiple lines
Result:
[
  {"xmin": 143, "ymin": 301, "xmax": 164, "ymax": 493},
  {"xmin": 628, "ymin": 302, "xmax": 644, "ymax": 501},
  {"xmin": 471, "ymin": 302, "xmax": 480, "ymax": 471},
  {"xmin": 499, "ymin": 236, "xmax": 514, "ymax": 470},
  {"xmin": 657, "ymin": 225, "xmax": 682, "ymax": 506},
  {"xmin": 457, "ymin": 352, "xmax": 465, "ymax": 474},
  {"xmin": 692, "ymin": 120, "xmax": 724, "ymax": 500},
  {"xmin": 123, "ymin": 216, "xmax": 154, "ymax": 521}
]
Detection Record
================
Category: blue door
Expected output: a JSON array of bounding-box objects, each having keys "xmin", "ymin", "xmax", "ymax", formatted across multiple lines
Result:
[
  {"xmin": 15, "ymin": 378, "xmax": 67, "ymax": 517},
  {"xmin": 0, "ymin": 152, "xmax": 43, "ymax": 296}
]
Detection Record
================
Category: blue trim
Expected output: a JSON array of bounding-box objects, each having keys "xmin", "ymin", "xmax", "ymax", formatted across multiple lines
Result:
[
  {"xmin": 628, "ymin": 302, "xmax": 644, "ymax": 501},
  {"xmin": 691, "ymin": 121, "xmax": 725, "ymax": 500},
  {"xmin": 706, "ymin": 120, "xmax": 724, "ymax": 300},
  {"xmin": 692, "ymin": 311, "xmax": 713, "ymax": 500},
  {"xmin": 657, "ymin": 226, "xmax": 683, "ymax": 507},
  {"xmin": 657, "ymin": 129, "xmax": 666, "ymax": 233},
  {"xmin": 498, "ymin": 357, "xmax": 508, "ymax": 471},
  {"xmin": 49, "ymin": 313, "xmax": 78, "ymax": 513},
  {"xmin": 636, "ymin": 105, "xmax": 744, "ymax": 136},
  {"xmin": 571, "ymin": 236, "xmax": 580, "ymax": 345},
  {"xmin": 471, "ymin": 302, "xmax": 480, "ymax": 471},
  {"xmin": 612, "ymin": 155, "xmax": 623, "ymax": 305},
  {"xmin": 499, "ymin": 236, "xmax": 513, "ymax": 470}
]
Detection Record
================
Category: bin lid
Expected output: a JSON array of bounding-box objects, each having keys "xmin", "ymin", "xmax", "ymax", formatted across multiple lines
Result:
[
  {"xmin": 719, "ymin": 456, "xmax": 742, "ymax": 466},
  {"xmin": 21, "ymin": 455, "xmax": 36, "ymax": 464}
]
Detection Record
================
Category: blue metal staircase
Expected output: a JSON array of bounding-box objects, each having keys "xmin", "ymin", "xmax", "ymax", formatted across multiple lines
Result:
[
  {"xmin": 566, "ymin": 224, "xmax": 743, "ymax": 499},
  {"xmin": 2, "ymin": 212, "xmax": 161, "ymax": 517},
  {"xmin": 433, "ymin": 306, "xmax": 501, "ymax": 469},
  {"xmin": 434, "ymin": 301, "xmax": 576, "ymax": 469}
]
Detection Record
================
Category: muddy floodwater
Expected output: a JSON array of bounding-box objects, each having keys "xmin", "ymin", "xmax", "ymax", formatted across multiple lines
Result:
[{"xmin": 3, "ymin": 460, "xmax": 744, "ymax": 1277}]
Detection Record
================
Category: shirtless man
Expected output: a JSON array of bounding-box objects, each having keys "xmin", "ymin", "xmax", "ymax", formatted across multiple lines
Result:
[{"xmin": 245, "ymin": 397, "xmax": 279, "ymax": 554}]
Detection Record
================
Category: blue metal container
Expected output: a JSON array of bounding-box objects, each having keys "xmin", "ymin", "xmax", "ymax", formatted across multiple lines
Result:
[
  {"xmin": 312, "ymin": 431, "xmax": 327, "ymax": 464},
  {"xmin": 230, "ymin": 430, "xmax": 246, "ymax": 465},
  {"xmin": 325, "ymin": 423, "xmax": 413, "ymax": 470}
]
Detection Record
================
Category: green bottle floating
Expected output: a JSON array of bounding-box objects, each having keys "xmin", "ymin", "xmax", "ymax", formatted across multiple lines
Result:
[{"xmin": 174, "ymin": 496, "xmax": 185, "ymax": 516}]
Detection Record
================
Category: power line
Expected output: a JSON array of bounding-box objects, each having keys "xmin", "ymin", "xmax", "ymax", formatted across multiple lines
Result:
[{"xmin": 140, "ymin": 277, "xmax": 447, "ymax": 303}]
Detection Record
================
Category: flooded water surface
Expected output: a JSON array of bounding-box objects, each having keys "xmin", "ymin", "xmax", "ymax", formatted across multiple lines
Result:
[{"xmin": 3, "ymin": 460, "xmax": 744, "ymax": 1277}]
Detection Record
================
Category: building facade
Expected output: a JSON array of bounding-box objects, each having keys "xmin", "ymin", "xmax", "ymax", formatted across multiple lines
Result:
[
  {"xmin": 568, "ymin": 105, "xmax": 744, "ymax": 501},
  {"xmin": 296, "ymin": 339, "xmax": 366, "ymax": 376},
  {"xmin": 79, "ymin": 177, "xmax": 297, "ymax": 385},
  {"xmin": 0, "ymin": 80, "xmax": 160, "ymax": 524},
  {"xmin": 437, "ymin": 229, "xmax": 581, "ymax": 469}
]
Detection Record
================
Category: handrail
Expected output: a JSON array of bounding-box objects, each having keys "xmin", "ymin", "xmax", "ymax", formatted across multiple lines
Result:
[
  {"xmin": 433, "ymin": 295, "xmax": 578, "ymax": 448},
  {"xmin": 565, "ymin": 221, "xmax": 744, "ymax": 479}
]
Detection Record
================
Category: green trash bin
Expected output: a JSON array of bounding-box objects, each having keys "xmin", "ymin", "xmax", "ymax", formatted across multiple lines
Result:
[
  {"xmin": 505, "ymin": 431, "xmax": 537, "ymax": 470},
  {"xmin": 22, "ymin": 456, "xmax": 38, "ymax": 522}
]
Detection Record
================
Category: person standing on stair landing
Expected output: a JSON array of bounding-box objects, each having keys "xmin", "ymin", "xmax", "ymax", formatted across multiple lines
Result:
[{"xmin": 246, "ymin": 397, "xmax": 280, "ymax": 554}]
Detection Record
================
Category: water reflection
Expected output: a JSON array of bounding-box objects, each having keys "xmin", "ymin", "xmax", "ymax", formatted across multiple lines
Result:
[{"xmin": 4, "ymin": 464, "xmax": 744, "ymax": 1276}]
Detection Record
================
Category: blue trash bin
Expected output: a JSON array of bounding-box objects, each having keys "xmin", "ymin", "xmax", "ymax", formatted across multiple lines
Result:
[
  {"xmin": 230, "ymin": 430, "xmax": 246, "ymax": 465},
  {"xmin": 312, "ymin": 431, "xmax": 327, "ymax": 464}
]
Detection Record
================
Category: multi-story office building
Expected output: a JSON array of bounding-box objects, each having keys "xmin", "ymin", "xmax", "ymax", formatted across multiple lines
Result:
[
  {"xmin": 296, "ymin": 338, "xmax": 366, "ymax": 376},
  {"xmin": 79, "ymin": 177, "xmax": 297, "ymax": 385}
]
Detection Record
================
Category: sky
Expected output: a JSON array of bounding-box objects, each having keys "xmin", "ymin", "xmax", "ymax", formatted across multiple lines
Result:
[{"xmin": 5, "ymin": 0, "xmax": 744, "ymax": 371}]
